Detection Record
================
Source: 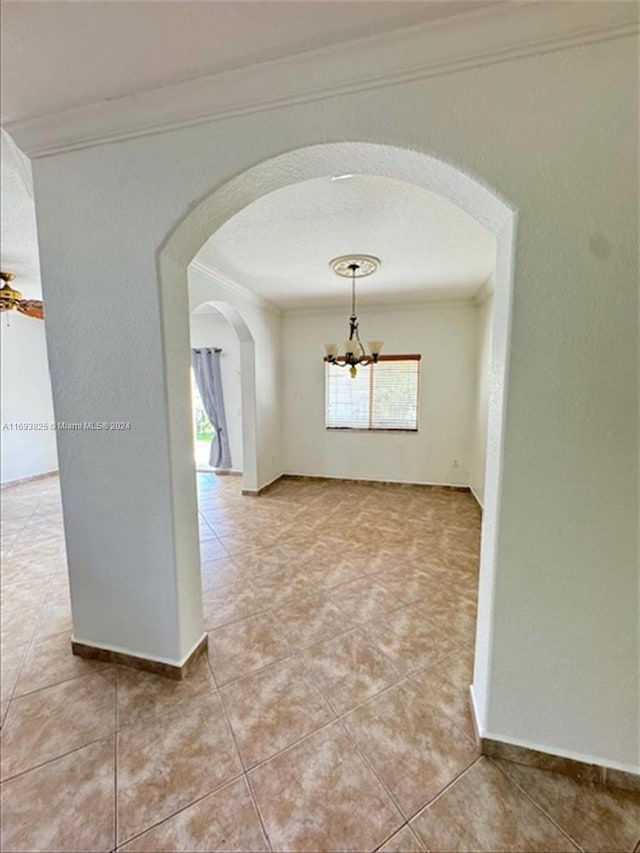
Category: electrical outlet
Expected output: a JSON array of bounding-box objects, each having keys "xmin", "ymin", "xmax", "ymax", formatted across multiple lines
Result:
[{"xmin": 452, "ymin": 459, "xmax": 459, "ymax": 468}]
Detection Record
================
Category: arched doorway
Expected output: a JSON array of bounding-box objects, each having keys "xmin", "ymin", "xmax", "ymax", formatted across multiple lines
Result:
[
  {"xmin": 190, "ymin": 299, "xmax": 258, "ymax": 492},
  {"xmin": 158, "ymin": 141, "xmax": 517, "ymax": 727}
]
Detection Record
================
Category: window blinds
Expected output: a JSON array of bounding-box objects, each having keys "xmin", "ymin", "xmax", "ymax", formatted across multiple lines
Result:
[{"xmin": 325, "ymin": 355, "xmax": 421, "ymax": 431}]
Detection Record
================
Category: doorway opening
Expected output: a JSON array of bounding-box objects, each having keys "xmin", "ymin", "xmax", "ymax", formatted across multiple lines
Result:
[{"xmin": 157, "ymin": 141, "xmax": 516, "ymax": 734}]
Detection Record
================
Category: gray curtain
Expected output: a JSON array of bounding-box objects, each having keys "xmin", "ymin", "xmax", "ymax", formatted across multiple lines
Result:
[{"xmin": 191, "ymin": 348, "xmax": 232, "ymax": 469}]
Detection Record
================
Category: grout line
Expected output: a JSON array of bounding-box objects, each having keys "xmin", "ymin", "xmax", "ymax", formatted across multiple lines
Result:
[
  {"xmin": 114, "ymin": 767, "xmax": 248, "ymax": 850},
  {"xmin": 210, "ymin": 659, "xmax": 274, "ymax": 853},
  {"xmin": 0, "ymin": 732, "xmax": 116, "ymax": 786},
  {"xmin": 489, "ymin": 758, "xmax": 585, "ymax": 852},
  {"xmin": 336, "ymin": 715, "xmax": 407, "ymax": 825}
]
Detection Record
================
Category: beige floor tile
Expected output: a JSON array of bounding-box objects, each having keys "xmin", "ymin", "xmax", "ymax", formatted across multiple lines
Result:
[
  {"xmin": 116, "ymin": 655, "xmax": 217, "ymax": 729},
  {"xmin": 0, "ymin": 737, "xmax": 115, "ymax": 853},
  {"xmin": 14, "ymin": 631, "xmax": 109, "ymax": 697},
  {"xmin": 343, "ymin": 680, "xmax": 478, "ymax": 816},
  {"xmin": 378, "ymin": 825, "xmax": 426, "ymax": 852},
  {"xmin": 370, "ymin": 565, "xmax": 441, "ymax": 606},
  {"xmin": 221, "ymin": 658, "xmax": 334, "ymax": 767},
  {"xmin": 33, "ymin": 596, "xmax": 73, "ymax": 638},
  {"xmin": 411, "ymin": 758, "xmax": 578, "ymax": 852},
  {"xmin": 218, "ymin": 531, "xmax": 281, "ymax": 556},
  {"xmin": 1, "ymin": 669, "xmax": 116, "ymax": 780},
  {"xmin": 495, "ymin": 758, "xmax": 640, "ymax": 853},
  {"xmin": 120, "ymin": 777, "xmax": 268, "ymax": 852},
  {"xmin": 300, "ymin": 628, "xmax": 403, "ymax": 715},
  {"xmin": 249, "ymin": 721, "xmax": 403, "ymax": 852},
  {"xmin": 202, "ymin": 581, "xmax": 264, "ymax": 630},
  {"xmin": 207, "ymin": 612, "xmax": 292, "ymax": 685},
  {"xmin": 0, "ymin": 643, "xmax": 27, "ymax": 704},
  {"xmin": 410, "ymin": 645, "xmax": 476, "ymax": 741},
  {"xmin": 200, "ymin": 556, "xmax": 245, "ymax": 592},
  {"xmin": 1, "ymin": 606, "xmax": 40, "ymax": 653},
  {"xmin": 233, "ymin": 546, "xmax": 293, "ymax": 576},
  {"xmin": 199, "ymin": 538, "xmax": 228, "ymax": 562},
  {"xmin": 328, "ymin": 577, "xmax": 405, "ymax": 624},
  {"xmin": 116, "ymin": 692, "xmax": 242, "ymax": 844},
  {"xmin": 1, "ymin": 575, "xmax": 50, "ymax": 614},
  {"xmin": 251, "ymin": 566, "xmax": 319, "ymax": 610},
  {"xmin": 306, "ymin": 555, "xmax": 370, "ymax": 590},
  {"xmin": 274, "ymin": 592, "xmax": 353, "ymax": 651},
  {"xmin": 365, "ymin": 604, "xmax": 460, "ymax": 675}
]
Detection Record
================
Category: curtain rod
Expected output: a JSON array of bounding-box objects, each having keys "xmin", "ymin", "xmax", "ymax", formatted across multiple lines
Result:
[{"xmin": 192, "ymin": 347, "xmax": 222, "ymax": 353}]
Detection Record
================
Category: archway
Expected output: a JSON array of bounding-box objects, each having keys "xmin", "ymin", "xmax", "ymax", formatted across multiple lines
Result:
[
  {"xmin": 190, "ymin": 299, "xmax": 258, "ymax": 492},
  {"xmin": 158, "ymin": 141, "xmax": 517, "ymax": 728}
]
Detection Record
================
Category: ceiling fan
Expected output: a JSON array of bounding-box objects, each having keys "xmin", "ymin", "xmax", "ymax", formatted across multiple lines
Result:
[{"xmin": 0, "ymin": 272, "xmax": 44, "ymax": 320}]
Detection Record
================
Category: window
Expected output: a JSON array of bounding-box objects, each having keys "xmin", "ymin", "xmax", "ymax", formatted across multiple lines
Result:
[{"xmin": 325, "ymin": 355, "xmax": 421, "ymax": 431}]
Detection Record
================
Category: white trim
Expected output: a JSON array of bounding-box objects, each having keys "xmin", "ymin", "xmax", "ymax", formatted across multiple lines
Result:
[
  {"xmin": 189, "ymin": 259, "xmax": 283, "ymax": 316},
  {"xmin": 70, "ymin": 631, "xmax": 207, "ymax": 669},
  {"xmin": 5, "ymin": 3, "xmax": 637, "ymax": 158}
]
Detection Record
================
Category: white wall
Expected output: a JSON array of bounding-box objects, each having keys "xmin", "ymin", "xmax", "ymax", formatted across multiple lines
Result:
[
  {"xmin": 283, "ymin": 303, "xmax": 477, "ymax": 485},
  {"xmin": 469, "ymin": 293, "xmax": 493, "ymax": 505},
  {"xmin": 0, "ymin": 315, "xmax": 58, "ymax": 483},
  {"xmin": 29, "ymin": 32, "xmax": 638, "ymax": 767},
  {"xmin": 189, "ymin": 310, "xmax": 243, "ymax": 472},
  {"xmin": 1, "ymin": 132, "xmax": 57, "ymax": 485}
]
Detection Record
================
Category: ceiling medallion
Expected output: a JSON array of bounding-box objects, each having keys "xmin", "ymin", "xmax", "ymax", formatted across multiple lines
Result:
[{"xmin": 330, "ymin": 254, "xmax": 380, "ymax": 278}]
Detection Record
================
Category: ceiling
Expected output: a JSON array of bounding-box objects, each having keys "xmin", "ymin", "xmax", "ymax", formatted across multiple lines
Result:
[
  {"xmin": 195, "ymin": 175, "xmax": 496, "ymax": 309},
  {"xmin": 0, "ymin": 134, "xmax": 41, "ymax": 298},
  {"xmin": 1, "ymin": 0, "xmax": 494, "ymax": 125}
]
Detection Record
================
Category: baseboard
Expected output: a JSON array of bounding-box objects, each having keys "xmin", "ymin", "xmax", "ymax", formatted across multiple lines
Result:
[
  {"xmin": 242, "ymin": 473, "xmax": 285, "ymax": 496},
  {"xmin": 1, "ymin": 469, "xmax": 59, "ymax": 489},
  {"xmin": 281, "ymin": 472, "xmax": 471, "ymax": 491},
  {"xmin": 71, "ymin": 633, "xmax": 208, "ymax": 680},
  {"xmin": 468, "ymin": 686, "xmax": 639, "ymax": 792}
]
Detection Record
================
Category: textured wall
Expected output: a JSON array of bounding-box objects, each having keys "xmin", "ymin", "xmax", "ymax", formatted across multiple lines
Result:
[
  {"xmin": 469, "ymin": 295, "xmax": 493, "ymax": 505},
  {"xmin": 31, "ymin": 34, "xmax": 638, "ymax": 766}
]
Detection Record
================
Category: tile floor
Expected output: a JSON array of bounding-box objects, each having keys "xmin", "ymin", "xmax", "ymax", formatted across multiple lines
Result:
[{"xmin": 1, "ymin": 473, "xmax": 638, "ymax": 852}]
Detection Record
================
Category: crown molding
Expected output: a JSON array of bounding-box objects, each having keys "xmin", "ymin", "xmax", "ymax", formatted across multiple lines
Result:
[
  {"xmin": 189, "ymin": 260, "xmax": 283, "ymax": 316},
  {"xmin": 283, "ymin": 296, "xmax": 478, "ymax": 317},
  {"xmin": 190, "ymin": 259, "xmax": 481, "ymax": 316},
  {"xmin": 4, "ymin": 2, "xmax": 638, "ymax": 159}
]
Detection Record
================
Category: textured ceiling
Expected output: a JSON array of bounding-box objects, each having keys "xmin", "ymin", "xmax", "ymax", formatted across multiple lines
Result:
[
  {"xmin": 0, "ymin": 0, "xmax": 493, "ymax": 124},
  {"xmin": 195, "ymin": 175, "xmax": 496, "ymax": 309},
  {"xmin": 0, "ymin": 134, "xmax": 41, "ymax": 298}
]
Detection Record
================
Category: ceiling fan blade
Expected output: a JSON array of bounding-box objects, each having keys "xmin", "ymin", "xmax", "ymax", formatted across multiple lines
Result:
[{"xmin": 15, "ymin": 300, "xmax": 44, "ymax": 320}]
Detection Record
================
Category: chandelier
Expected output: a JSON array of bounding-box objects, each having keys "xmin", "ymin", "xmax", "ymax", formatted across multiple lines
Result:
[{"xmin": 324, "ymin": 255, "xmax": 384, "ymax": 378}]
